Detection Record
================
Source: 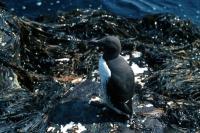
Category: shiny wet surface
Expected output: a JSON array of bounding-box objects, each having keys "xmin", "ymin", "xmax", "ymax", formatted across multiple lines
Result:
[
  {"xmin": 0, "ymin": 2, "xmax": 200, "ymax": 133},
  {"xmin": 1, "ymin": 0, "xmax": 200, "ymax": 25}
]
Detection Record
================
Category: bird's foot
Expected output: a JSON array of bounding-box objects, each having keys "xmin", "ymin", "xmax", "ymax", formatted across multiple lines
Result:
[{"xmin": 105, "ymin": 104, "xmax": 131, "ymax": 119}]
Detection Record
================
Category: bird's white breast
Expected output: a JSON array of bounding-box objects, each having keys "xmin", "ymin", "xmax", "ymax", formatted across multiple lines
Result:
[
  {"xmin": 98, "ymin": 55, "xmax": 111, "ymax": 103},
  {"xmin": 99, "ymin": 55, "xmax": 111, "ymax": 84}
]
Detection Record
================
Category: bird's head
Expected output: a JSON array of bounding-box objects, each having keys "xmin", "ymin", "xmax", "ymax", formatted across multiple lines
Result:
[{"xmin": 89, "ymin": 36, "xmax": 121, "ymax": 61}]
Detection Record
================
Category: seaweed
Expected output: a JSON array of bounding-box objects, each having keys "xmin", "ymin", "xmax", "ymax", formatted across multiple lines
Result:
[{"xmin": 0, "ymin": 7, "xmax": 200, "ymax": 132}]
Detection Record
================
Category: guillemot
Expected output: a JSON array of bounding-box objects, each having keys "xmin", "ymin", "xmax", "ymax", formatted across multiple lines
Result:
[{"xmin": 91, "ymin": 36, "xmax": 135, "ymax": 118}]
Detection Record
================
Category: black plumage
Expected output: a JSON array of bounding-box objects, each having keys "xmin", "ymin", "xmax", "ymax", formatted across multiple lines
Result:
[
  {"xmin": 106, "ymin": 55, "xmax": 135, "ymax": 115},
  {"xmin": 96, "ymin": 36, "xmax": 135, "ymax": 117}
]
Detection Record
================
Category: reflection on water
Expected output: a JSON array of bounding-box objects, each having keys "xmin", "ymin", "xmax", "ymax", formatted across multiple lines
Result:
[
  {"xmin": 103, "ymin": 0, "xmax": 200, "ymax": 24},
  {"xmin": 1, "ymin": 0, "xmax": 200, "ymax": 25}
]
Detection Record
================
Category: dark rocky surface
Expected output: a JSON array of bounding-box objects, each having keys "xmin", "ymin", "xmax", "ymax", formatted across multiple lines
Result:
[{"xmin": 0, "ymin": 7, "xmax": 200, "ymax": 132}]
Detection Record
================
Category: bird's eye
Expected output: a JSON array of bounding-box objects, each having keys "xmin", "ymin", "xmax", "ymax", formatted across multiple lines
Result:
[{"xmin": 106, "ymin": 47, "xmax": 115, "ymax": 52}]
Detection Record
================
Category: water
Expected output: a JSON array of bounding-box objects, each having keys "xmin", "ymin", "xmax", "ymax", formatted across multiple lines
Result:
[{"xmin": 1, "ymin": 0, "xmax": 200, "ymax": 25}]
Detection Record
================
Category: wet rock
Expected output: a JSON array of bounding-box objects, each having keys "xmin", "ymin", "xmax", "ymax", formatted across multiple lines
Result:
[{"xmin": 0, "ymin": 7, "xmax": 200, "ymax": 132}]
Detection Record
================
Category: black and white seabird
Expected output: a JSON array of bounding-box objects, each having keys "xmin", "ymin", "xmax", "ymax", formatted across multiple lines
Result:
[{"xmin": 91, "ymin": 36, "xmax": 135, "ymax": 118}]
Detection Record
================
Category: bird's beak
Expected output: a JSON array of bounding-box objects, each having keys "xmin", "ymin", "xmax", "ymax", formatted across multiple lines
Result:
[
  {"xmin": 87, "ymin": 37, "xmax": 104, "ymax": 52},
  {"xmin": 87, "ymin": 37, "xmax": 100, "ymax": 46}
]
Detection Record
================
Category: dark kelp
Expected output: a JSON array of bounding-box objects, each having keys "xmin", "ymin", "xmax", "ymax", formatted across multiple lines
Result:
[{"xmin": 0, "ymin": 8, "xmax": 200, "ymax": 132}]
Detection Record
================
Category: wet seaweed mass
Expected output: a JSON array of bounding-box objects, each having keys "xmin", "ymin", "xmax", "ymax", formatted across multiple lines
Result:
[{"xmin": 0, "ymin": 7, "xmax": 200, "ymax": 133}]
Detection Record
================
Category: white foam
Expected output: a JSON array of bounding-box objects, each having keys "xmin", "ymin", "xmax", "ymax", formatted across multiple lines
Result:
[
  {"xmin": 122, "ymin": 54, "xmax": 129, "ymax": 62},
  {"xmin": 36, "ymin": 2, "xmax": 42, "ymax": 6},
  {"xmin": 134, "ymin": 76, "xmax": 145, "ymax": 87},
  {"xmin": 60, "ymin": 122, "xmax": 74, "ymax": 133},
  {"xmin": 71, "ymin": 78, "xmax": 85, "ymax": 84},
  {"xmin": 55, "ymin": 58, "xmax": 70, "ymax": 62},
  {"xmin": 145, "ymin": 103, "xmax": 154, "ymax": 108},
  {"xmin": 137, "ymin": 105, "xmax": 144, "ymax": 108},
  {"xmin": 22, "ymin": 6, "xmax": 26, "ymax": 10},
  {"xmin": 92, "ymin": 70, "xmax": 99, "ymax": 76},
  {"xmin": 132, "ymin": 51, "xmax": 142, "ymax": 58},
  {"xmin": 60, "ymin": 122, "xmax": 87, "ymax": 133},
  {"xmin": 167, "ymin": 101, "xmax": 174, "ymax": 106},
  {"xmin": 121, "ymin": 53, "xmax": 148, "ymax": 87},
  {"xmin": 76, "ymin": 123, "xmax": 87, "ymax": 133},
  {"xmin": 91, "ymin": 70, "xmax": 100, "ymax": 82},
  {"xmin": 121, "ymin": 52, "xmax": 147, "ymax": 75},
  {"xmin": 1, "ymin": 42, "xmax": 6, "ymax": 46},
  {"xmin": 88, "ymin": 96, "xmax": 102, "ymax": 104},
  {"xmin": 131, "ymin": 63, "xmax": 148, "ymax": 75},
  {"xmin": 92, "ymin": 78, "xmax": 96, "ymax": 82},
  {"xmin": 9, "ymin": 77, "xmax": 13, "ymax": 81},
  {"xmin": 34, "ymin": 89, "xmax": 39, "ymax": 94},
  {"xmin": 47, "ymin": 126, "xmax": 55, "ymax": 132}
]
